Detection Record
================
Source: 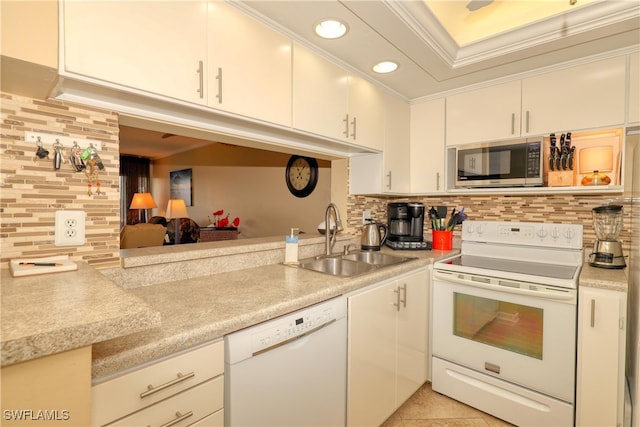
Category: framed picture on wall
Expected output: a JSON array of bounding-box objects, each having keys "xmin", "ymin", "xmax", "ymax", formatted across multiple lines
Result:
[{"xmin": 170, "ymin": 168, "xmax": 193, "ymax": 206}]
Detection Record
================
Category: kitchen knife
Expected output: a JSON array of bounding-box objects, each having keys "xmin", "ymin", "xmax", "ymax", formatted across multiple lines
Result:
[
  {"xmin": 558, "ymin": 133, "xmax": 565, "ymax": 170},
  {"xmin": 549, "ymin": 133, "xmax": 557, "ymax": 171}
]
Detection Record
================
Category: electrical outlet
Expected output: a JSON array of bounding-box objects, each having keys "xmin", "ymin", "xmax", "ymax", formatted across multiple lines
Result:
[
  {"xmin": 55, "ymin": 210, "xmax": 86, "ymax": 246},
  {"xmin": 362, "ymin": 210, "xmax": 372, "ymax": 224}
]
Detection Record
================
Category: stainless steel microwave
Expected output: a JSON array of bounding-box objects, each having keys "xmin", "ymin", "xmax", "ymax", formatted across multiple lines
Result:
[{"xmin": 455, "ymin": 139, "xmax": 543, "ymax": 188}]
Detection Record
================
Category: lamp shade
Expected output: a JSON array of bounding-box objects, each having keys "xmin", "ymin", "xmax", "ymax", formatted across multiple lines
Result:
[
  {"xmin": 129, "ymin": 192, "xmax": 157, "ymax": 209},
  {"xmin": 579, "ymin": 146, "xmax": 614, "ymax": 174},
  {"xmin": 166, "ymin": 199, "xmax": 188, "ymax": 219}
]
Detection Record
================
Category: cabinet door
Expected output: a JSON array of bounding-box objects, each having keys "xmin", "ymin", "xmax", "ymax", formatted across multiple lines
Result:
[
  {"xmin": 63, "ymin": 1, "xmax": 207, "ymax": 104},
  {"xmin": 576, "ymin": 287, "xmax": 626, "ymax": 427},
  {"xmin": 293, "ymin": 43, "xmax": 348, "ymax": 140},
  {"xmin": 207, "ymin": 2, "xmax": 291, "ymax": 126},
  {"xmin": 396, "ymin": 270, "xmax": 429, "ymax": 405},
  {"xmin": 522, "ymin": 56, "xmax": 626, "ymax": 134},
  {"xmin": 383, "ymin": 92, "xmax": 411, "ymax": 193},
  {"xmin": 348, "ymin": 74, "xmax": 385, "ymax": 150},
  {"xmin": 445, "ymin": 80, "xmax": 521, "ymax": 146},
  {"xmin": 411, "ymin": 98, "xmax": 445, "ymax": 193},
  {"xmin": 347, "ymin": 281, "xmax": 396, "ymax": 427},
  {"xmin": 629, "ymin": 52, "xmax": 640, "ymax": 125}
]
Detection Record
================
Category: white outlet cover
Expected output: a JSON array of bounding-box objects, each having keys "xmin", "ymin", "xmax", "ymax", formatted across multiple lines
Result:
[{"xmin": 55, "ymin": 210, "xmax": 86, "ymax": 246}]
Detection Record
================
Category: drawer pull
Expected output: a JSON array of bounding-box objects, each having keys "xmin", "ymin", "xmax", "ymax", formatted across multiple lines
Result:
[
  {"xmin": 140, "ymin": 372, "xmax": 195, "ymax": 399},
  {"xmin": 159, "ymin": 410, "xmax": 194, "ymax": 427}
]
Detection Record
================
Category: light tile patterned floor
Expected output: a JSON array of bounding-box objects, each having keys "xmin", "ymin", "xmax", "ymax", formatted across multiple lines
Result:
[{"xmin": 381, "ymin": 382, "xmax": 516, "ymax": 427}]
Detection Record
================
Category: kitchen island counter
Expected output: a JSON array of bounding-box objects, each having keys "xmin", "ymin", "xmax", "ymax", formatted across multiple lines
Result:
[{"xmin": 92, "ymin": 246, "xmax": 453, "ymax": 379}]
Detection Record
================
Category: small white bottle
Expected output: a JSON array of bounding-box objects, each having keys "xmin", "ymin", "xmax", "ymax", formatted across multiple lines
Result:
[{"xmin": 284, "ymin": 228, "xmax": 299, "ymax": 265}]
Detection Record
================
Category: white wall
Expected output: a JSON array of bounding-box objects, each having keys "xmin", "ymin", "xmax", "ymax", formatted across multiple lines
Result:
[{"xmin": 150, "ymin": 143, "xmax": 331, "ymax": 238}]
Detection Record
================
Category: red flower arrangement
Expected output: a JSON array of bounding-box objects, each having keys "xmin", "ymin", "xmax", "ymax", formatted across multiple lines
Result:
[{"xmin": 211, "ymin": 209, "xmax": 240, "ymax": 229}]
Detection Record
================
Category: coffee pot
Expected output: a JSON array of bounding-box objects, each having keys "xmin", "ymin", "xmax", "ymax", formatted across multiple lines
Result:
[{"xmin": 361, "ymin": 220, "xmax": 388, "ymax": 251}]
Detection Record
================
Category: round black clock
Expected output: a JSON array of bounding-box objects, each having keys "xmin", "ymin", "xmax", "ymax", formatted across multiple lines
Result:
[{"xmin": 285, "ymin": 155, "xmax": 318, "ymax": 198}]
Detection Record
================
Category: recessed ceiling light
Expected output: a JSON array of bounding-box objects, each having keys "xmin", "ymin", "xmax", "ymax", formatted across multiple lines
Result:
[
  {"xmin": 372, "ymin": 61, "xmax": 399, "ymax": 74},
  {"xmin": 314, "ymin": 19, "xmax": 348, "ymax": 39}
]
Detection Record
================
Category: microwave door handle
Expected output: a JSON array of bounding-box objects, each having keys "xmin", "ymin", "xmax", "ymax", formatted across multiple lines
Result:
[{"xmin": 433, "ymin": 271, "xmax": 575, "ymax": 301}]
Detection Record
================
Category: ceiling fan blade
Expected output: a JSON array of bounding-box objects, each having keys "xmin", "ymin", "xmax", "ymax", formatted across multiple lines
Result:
[{"xmin": 466, "ymin": 0, "xmax": 493, "ymax": 12}]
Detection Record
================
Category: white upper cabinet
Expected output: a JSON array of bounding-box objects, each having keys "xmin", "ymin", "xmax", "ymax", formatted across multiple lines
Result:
[
  {"xmin": 629, "ymin": 52, "xmax": 640, "ymax": 125},
  {"xmin": 445, "ymin": 80, "xmax": 522, "ymax": 146},
  {"xmin": 348, "ymin": 74, "xmax": 385, "ymax": 151},
  {"xmin": 382, "ymin": 92, "xmax": 410, "ymax": 193},
  {"xmin": 522, "ymin": 56, "xmax": 626, "ymax": 135},
  {"xmin": 411, "ymin": 98, "xmax": 445, "ymax": 193},
  {"xmin": 293, "ymin": 43, "xmax": 349, "ymax": 141},
  {"xmin": 293, "ymin": 43, "xmax": 384, "ymax": 150},
  {"xmin": 63, "ymin": 1, "xmax": 208, "ymax": 105},
  {"xmin": 207, "ymin": 2, "xmax": 291, "ymax": 126}
]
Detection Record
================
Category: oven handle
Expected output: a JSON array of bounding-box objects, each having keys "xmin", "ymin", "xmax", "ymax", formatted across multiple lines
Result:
[{"xmin": 433, "ymin": 270, "xmax": 576, "ymax": 302}]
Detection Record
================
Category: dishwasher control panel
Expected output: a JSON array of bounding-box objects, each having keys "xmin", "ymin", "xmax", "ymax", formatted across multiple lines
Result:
[{"xmin": 250, "ymin": 303, "xmax": 337, "ymax": 355}]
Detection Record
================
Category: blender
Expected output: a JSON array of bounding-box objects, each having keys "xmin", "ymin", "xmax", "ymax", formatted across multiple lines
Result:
[{"xmin": 589, "ymin": 204, "xmax": 626, "ymax": 269}]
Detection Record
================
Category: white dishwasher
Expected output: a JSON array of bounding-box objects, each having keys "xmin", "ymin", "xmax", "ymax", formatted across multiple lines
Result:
[{"xmin": 224, "ymin": 296, "xmax": 347, "ymax": 427}]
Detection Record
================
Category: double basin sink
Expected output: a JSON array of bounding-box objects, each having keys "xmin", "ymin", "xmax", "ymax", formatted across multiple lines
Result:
[{"xmin": 297, "ymin": 251, "xmax": 415, "ymax": 277}]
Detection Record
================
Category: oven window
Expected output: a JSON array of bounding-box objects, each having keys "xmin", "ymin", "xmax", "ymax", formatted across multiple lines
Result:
[{"xmin": 453, "ymin": 293, "xmax": 543, "ymax": 360}]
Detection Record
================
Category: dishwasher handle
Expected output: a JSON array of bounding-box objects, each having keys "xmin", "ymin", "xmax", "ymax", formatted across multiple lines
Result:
[{"xmin": 252, "ymin": 318, "xmax": 336, "ymax": 357}]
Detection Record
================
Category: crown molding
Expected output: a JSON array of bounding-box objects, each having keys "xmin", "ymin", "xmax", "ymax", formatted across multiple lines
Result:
[{"xmin": 386, "ymin": 0, "xmax": 640, "ymax": 69}]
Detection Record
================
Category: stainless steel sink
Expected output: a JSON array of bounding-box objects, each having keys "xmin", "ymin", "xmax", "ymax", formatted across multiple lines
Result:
[
  {"xmin": 297, "ymin": 252, "xmax": 414, "ymax": 277},
  {"xmin": 299, "ymin": 257, "xmax": 377, "ymax": 277},
  {"xmin": 342, "ymin": 251, "xmax": 412, "ymax": 266}
]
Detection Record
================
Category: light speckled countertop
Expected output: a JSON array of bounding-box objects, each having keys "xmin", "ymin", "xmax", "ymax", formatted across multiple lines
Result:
[
  {"xmin": 579, "ymin": 262, "xmax": 629, "ymax": 292},
  {"xmin": 1, "ymin": 263, "xmax": 160, "ymax": 367},
  {"xmin": 92, "ymin": 248, "xmax": 452, "ymax": 379}
]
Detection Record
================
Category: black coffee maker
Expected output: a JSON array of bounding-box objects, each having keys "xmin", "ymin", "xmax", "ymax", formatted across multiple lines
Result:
[{"xmin": 386, "ymin": 202, "xmax": 429, "ymax": 250}]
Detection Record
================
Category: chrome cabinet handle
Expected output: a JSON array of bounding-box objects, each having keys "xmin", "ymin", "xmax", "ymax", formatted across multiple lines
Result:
[
  {"xmin": 436, "ymin": 172, "xmax": 440, "ymax": 191},
  {"xmin": 159, "ymin": 411, "xmax": 193, "ymax": 427},
  {"xmin": 393, "ymin": 287, "xmax": 401, "ymax": 311},
  {"xmin": 400, "ymin": 283, "xmax": 407, "ymax": 308},
  {"xmin": 139, "ymin": 371, "xmax": 195, "ymax": 399},
  {"xmin": 343, "ymin": 114, "xmax": 349, "ymax": 138},
  {"xmin": 386, "ymin": 171, "xmax": 392, "ymax": 190},
  {"xmin": 196, "ymin": 60, "xmax": 204, "ymax": 99},
  {"xmin": 350, "ymin": 116, "xmax": 357, "ymax": 140},
  {"xmin": 511, "ymin": 113, "xmax": 515, "ymax": 135},
  {"xmin": 215, "ymin": 67, "xmax": 223, "ymax": 104},
  {"xmin": 590, "ymin": 299, "xmax": 595, "ymax": 328},
  {"xmin": 525, "ymin": 110, "xmax": 530, "ymax": 133}
]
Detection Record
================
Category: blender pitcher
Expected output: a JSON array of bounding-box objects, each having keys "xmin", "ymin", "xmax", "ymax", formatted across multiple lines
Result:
[{"xmin": 589, "ymin": 205, "xmax": 626, "ymax": 268}]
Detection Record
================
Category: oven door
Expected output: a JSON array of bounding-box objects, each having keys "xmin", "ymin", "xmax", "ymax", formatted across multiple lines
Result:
[{"xmin": 432, "ymin": 270, "xmax": 576, "ymax": 402}]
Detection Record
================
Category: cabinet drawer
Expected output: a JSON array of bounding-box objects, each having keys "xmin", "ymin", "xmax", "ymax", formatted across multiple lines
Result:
[
  {"xmin": 107, "ymin": 376, "xmax": 223, "ymax": 427},
  {"xmin": 93, "ymin": 340, "xmax": 223, "ymax": 426}
]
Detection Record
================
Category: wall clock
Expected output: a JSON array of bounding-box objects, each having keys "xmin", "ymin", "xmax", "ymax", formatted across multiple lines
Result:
[{"xmin": 285, "ymin": 155, "xmax": 318, "ymax": 198}]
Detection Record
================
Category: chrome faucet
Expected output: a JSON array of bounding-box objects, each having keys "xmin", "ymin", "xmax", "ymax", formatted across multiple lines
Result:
[{"xmin": 325, "ymin": 203, "xmax": 343, "ymax": 256}]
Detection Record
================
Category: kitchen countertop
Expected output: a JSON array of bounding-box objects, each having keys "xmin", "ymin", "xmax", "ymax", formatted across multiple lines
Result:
[
  {"xmin": 0, "ymin": 262, "xmax": 161, "ymax": 367},
  {"xmin": 579, "ymin": 262, "xmax": 629, "ymax": 292},
  {"xmin": 92, "ymin": 247, "xmax": 453, "ymax": 379}
]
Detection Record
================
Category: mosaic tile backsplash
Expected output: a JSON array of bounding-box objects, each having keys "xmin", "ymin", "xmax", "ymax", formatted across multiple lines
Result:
[
  {"xmin": 347, "ymin": 194, "xmax": 632, "ymax": 258},
  {"xmin": 1, "ymin": 91, "xmax": 631, "ymax": 268},
  {"xmin": 1, "ymin": 92, "xmax": 120, "ymax": 268}
]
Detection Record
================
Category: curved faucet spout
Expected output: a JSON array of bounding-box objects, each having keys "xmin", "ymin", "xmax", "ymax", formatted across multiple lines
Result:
[{"xmin": 325, "ymin": 203, "xmax": 342, "ymax": 256}]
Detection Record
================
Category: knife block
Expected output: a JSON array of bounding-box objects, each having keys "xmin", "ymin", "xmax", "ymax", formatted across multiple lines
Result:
[{"xmin": 547, "ymin": 170, "xmax": 575, "ymax": 187}]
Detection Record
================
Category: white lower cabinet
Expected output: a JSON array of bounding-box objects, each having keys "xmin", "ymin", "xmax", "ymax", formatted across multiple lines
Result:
[
  {"xmin": 92, "ymin": 340, "xmax": 224, "ymax": 427},
  {"xmin": 576, "ymin": 286, "xmax": 627, "ymax": 427},
  {"xmin": 347, "ymin": 268, "xmax": 429, "ymax": 427}
]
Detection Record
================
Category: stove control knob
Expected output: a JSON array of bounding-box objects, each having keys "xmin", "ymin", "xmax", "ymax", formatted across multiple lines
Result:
[
  {"xmin": 564, "ymin": 228, "xmax": 575, "ymax": 240},
  {"xmin": 466, "ymin": 223, "xmax": 474, "ymax": 234},
  {"xmin": 536, "ymin": 228, "xmax": 548, "ymax": 238},
  {"xmin": 476, "ymin": 225, "xmax": 484, "ymax": 235},
  {"xmin": 551, "ymin": 228, "xmax": 560, "ymax": 239}
]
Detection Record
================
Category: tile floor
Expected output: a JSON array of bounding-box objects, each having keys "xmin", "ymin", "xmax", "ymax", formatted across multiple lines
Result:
[{"xmin": 381, "ymin": 382, "xmax": 516, "ymax": 427}]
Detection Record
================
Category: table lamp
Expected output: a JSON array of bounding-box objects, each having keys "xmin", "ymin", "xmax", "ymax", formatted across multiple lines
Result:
[
  {"xmin": 579, "ymin": 146, "xmax": 613, "ymax": 186},
  {"xmin": 129, "ymin": 192, "xmax": 157, "ymax": 223},
  {"xmin": 166, "ymin": 199, "xmax": 188, "ymax": 244}
]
